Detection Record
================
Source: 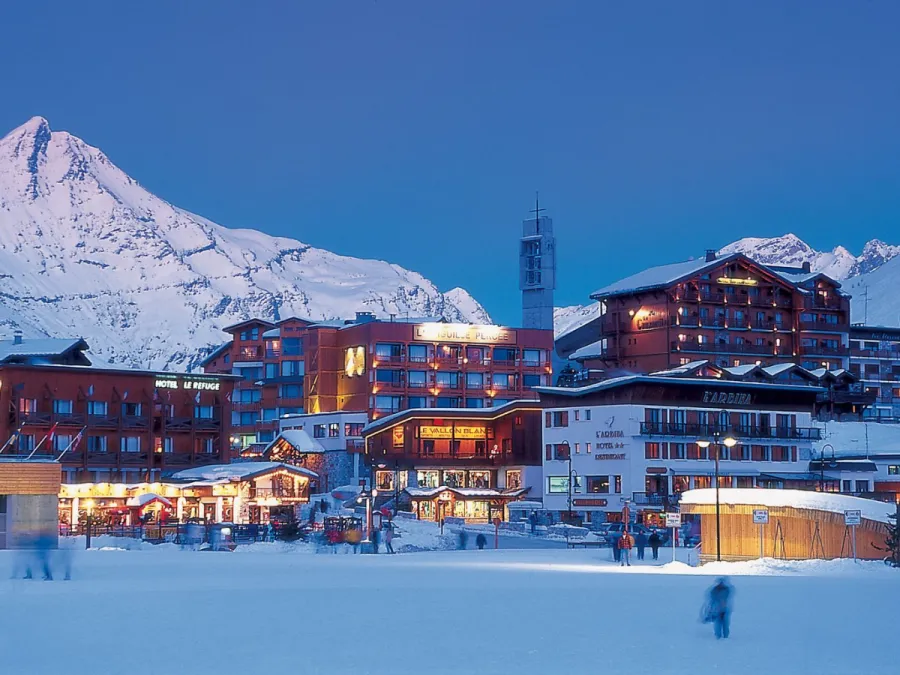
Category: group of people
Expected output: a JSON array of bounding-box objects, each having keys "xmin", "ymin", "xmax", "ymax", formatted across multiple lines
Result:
[
  {"xmin": 10, "ymin": 529, "xmax": 72, "ymax": 581},
  {"xmin": 325, "ymin": 524, "xmax": 395, "ymax": 553},
  {"xmin": 457, "ymin": 530, "xmax": 489, "ymax": 550},
  {"xmin": 611, "ymin": 529, "xmax": 664, "ymax": 565}
]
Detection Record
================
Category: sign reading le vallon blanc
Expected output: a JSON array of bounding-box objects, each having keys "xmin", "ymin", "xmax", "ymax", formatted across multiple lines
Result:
[
  {"xmin": 155, "ymin": 378, "xmax": 220, "ymax": 391},
  {"xmin": 413, "ymin": 323, "xmax": 516, "ymax": 345},
  {"xmin": 419, "ymin": 425, "xmax": 486, "ymax": 440}
]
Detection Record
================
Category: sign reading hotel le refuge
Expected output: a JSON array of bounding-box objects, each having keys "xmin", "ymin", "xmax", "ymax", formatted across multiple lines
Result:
[
  {"xmin": 419, "ymin": 425, "xmax": 486, "ymax": 440},
  {"xmin": 155, "ymin": 378, "xmax": 220, "ymax": 391},
  {"xmin": 413, "ymin": 323, "xmax": 516, "ymax": 345}
]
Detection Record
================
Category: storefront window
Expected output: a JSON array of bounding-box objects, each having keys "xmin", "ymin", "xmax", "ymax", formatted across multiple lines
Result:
[
  {"xmin": 470, "ymin": 471, "xmax": 490, "ymax": 489},
  {"xmin": 465, "ymin": 501, "xmax": 489, "ymax": 521},
  {"xmin": 443, "ymin": 470, "xmax": 465, "ymax": 488},
  {"xmin": 672, "ymin": 476, "xmax": 690, "ymax": 493},
  {"xmin": 506, "ymin": 470, "xmax": 522, "ymax": 490},
  {"xmin": 417, "ymin": 470, "xmax": 440, "ymax": 488},
  {"xmin": 417, "ymin": 501, "xmax": 434, "ymax": 520},
  {"xmin": 694, "ymin": 476, "xmax": 712, "ymax": 489},
  {"xmin": 547, "ymin": 477, "xmax": 569, "ymax": 493},
  {"xmin": 586, "ymin": 476, "xmax": 610, "ymax": 493},
  {"xmin": 375, "ymin": 471, "xmax": 395, "ymax": 491}
]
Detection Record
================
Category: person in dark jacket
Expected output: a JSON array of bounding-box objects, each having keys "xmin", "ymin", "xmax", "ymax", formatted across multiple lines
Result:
[
  {"xmin": 475, "ymin": 533, "xmax": 487, "ymax": 550},
  {"xmin": 529, "ymin": 511, "xmax": 537, "ymax": 534},
  {"xmin": 458, "ymin": 529, "xmax": 469, "ymax": 550},
  {"xmin": 648, "ymin": 531, "xmax": 661, "ymax": 560},
  {"xmin": 705, "ymin": 577, "xmax": 734, "ymax": 639},
  {"xmin": 635, "ymin": 531, "xmax": 648, "ymax": 560},
  {"xmin": 611, "ymin": 532, "xmax": 622, "ymax": 562}
]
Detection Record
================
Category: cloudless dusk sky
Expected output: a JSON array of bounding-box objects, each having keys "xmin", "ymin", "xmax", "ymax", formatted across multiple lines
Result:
[{"xmin": 3, "ymin": 1, "xmax": 900, "ymax": 325}]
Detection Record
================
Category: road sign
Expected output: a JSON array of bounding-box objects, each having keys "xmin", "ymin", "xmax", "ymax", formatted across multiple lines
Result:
[
  {"xmin": 665, "ymin": 512, "xmax": 682, "ymax": 528},
  {"xmin": 752, "ymin": 509, "xmax": 769, "ymax": 525},
  {"xmin": 844, "ymin": 510, "xmax": 862, "ymax": 526}
]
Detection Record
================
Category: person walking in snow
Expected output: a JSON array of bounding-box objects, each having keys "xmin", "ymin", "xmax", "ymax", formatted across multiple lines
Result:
[
  {"xmin": 618, "ymin": 531, "xmax": 634, "ymax": 566},
  {"xmin": 611, "ymin": 532, "xmax": 622, "ymax": 562},
  {"xmin": 384, "ymin": 524, "xmax": 394, "ymax": 554},
  {"xmin": 635, "ymin": 530, "xmax": 648, "ymax": 561},
  {"xmin": 529, "ymin": 510, "xmax": 537, "ymax": 534},
  {"xmin": 648, "ymin": 531, "xmax": 661, "ymax": 560},
  {"xmin": 476, "ymin": 533, "xmax": 487, "ymax": 550},
  {"xmin": 681, "ymin": 521, "xmax": 691, "ymax": 547},
  {"xmin": 705, "ymin": 577, "xmax": 734, "ymax": 639},
  {"xmin": 458, "ymin": 529, "xmax": 468, "ymax": 550}
]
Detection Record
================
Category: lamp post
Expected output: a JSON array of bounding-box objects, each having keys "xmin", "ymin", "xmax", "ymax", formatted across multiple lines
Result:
[
  {"xmin": 818, "ymin": 444, "xmax": 835, "ymax": 492},
  {"xmin": 560, "ymin": 440, "xmax": 573, "ymax": 523},
  {"xmin": 696, "ymin": 424, "xmax": 737, "ymax": 562},
  {"xmin": 357, "ymin": 486, "xmax": 378, "ymax": 546}
]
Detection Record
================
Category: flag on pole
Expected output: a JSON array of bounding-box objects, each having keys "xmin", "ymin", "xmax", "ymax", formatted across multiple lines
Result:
[
  {"xmin": 194, "ymin": 391, "xmax": 201, "ymax": 404},
  {"xmin": 122, "ymin": 390, "xmax": 129, "ymax": 401},
  {"xmin": 87, "ymin": 384, "xmax": 94, "ymax": 396},
  {"xmin": 46, "ymin": 422, "xmax": 59, "ymax": 444},
  {"xmin": 225, "ymin": 390, "xmax": 232, "ymax": 403}
]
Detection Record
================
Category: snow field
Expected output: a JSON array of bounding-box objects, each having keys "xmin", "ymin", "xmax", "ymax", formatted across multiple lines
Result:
[{"xmin": 0, "ymin": 544, "xmax": 897, "ymax": 675}]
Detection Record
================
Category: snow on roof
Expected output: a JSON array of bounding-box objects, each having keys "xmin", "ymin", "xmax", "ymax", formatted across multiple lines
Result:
[
  {"xmin": 262, "ymin": 328, "xmax": 280, "ymax": 339},
  {"xmin": 535, "ymin": 375, "xmax": 824, "ymax": 398},
  {"xmin": 363, "ymin": 399, "xmax": 538, "ymax": 435},
  {"xmin": 0, "ymin": 337, "xmax": 88, "ymax": 361},
  {"xmin": 569, "ymin": 340, "xmax": 605, "ymax": 361},
  {"xmin": 591, "ymin": 256, "xmax": 729, "ymax": 298},
  {"xmin": 724, "ymin": 364, "xmax": 759, "ymax": 376},
  {"xmin": 817, "ymin": 421, "xmax": 900, "ymax": 458},
  {"xmin": 268, "ymin": 429, "xmax": 324, "ymax": 454},
  {"xmin": 170, "ymin": 462, "xmax": 317, "ymax": 481},
  {"xmin": 762, "ymin": 363, "xmax": 802, "ymax": 377},
  {"xmin": 506, "ymin": 500, "xmax": 545, "ymax": 510},
  {"xmin": 125, "ymin": 493, "xmax": 173, "ymax": 508},
  {"xmin": 404, "ymin": 486, "xmax": 526, "ymax": 499},
  {"xmin": 650, "ymin": 361, "xmax": 711, "ymax": 377},
  {"xmin": 680, "ymin": 488, "xmax": 894, "ymax": 524}
]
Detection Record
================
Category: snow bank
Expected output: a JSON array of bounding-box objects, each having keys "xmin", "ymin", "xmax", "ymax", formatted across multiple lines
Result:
[{"xmin": 681, "ymin": 488, "xmax": 895, "ymax": 524}]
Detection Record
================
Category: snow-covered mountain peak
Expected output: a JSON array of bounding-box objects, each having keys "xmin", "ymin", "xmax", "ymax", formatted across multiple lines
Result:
[{"xmin": 0, "ymin": 118, "xmax": 491, "ymax": 370}]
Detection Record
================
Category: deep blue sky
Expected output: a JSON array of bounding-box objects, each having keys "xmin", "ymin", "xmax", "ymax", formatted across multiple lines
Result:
[{"xmin": 3, "ymin": 1, "xmax": 900, "ymax": 325}]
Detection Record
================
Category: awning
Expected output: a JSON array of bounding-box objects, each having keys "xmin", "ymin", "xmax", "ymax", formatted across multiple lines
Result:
[
  {"xmin": 125, "ymin": 493, "xmax": 173, "ymax": 508},
  {"xmin": 670, "ymin": 469, "xmax": 761, "ymax": 477},
  {"xmin": 759, "ymin": 472, "xmax": 837, "ymax": 482}
]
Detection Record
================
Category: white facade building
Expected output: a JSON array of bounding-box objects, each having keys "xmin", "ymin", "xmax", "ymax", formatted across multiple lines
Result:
[
  {"xmin": 536, "ymin": 376, "xmax": 823, "ymax": 526},
  {"xmin": 277, "ymin": 411, "xmax": 368, "ymax": 488}
]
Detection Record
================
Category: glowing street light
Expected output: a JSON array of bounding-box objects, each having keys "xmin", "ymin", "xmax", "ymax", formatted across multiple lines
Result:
[{"xmin": 696, "ymin": 423, "xmax": 738, "ymax": 562}]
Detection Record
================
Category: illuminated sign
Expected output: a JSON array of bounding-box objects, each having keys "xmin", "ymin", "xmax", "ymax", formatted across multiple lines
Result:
[
  {"xmin": 154, "ymin": 379, "xmax": 220, "ymax": 391},
  {"xmin": 413, "ymin": 323, "xmax": 517, "ymax": 345},
  {"xmin": 702, "ymin": 391, "xmax": 754, "ymax": 405},
  {"xmin": 594, "ymin": 453, "xmax": 626, "ymax": 460},
  {"xmin": 419, "ymin": 425, "xmax": 486, "ymax": 440},
  {"xmin": 420, "ymin": 426, "xmax": 453, "ymax": 439},
  {"xmin": 573, "ymin": 498, "xmax": 607, "ymax": 507},
  {"xmin": 344, "ymin": 346, "xmax": 366, "ymax": 377},
  {"xmin": 716, "ymin": 277, "xmax": 758, "ymax": 286},
  {"xmin": 392, "ymin": 426, "xmax": 405, "ymax": 448}
]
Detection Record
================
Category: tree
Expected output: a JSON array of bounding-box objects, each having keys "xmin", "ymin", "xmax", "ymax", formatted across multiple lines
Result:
[{"xmin": 875, "ymin": 501, "xmax": 900, "ymax": 567}]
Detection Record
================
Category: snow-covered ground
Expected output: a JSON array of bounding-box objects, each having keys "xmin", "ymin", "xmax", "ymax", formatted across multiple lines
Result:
[{"xmin": 0, "ymin": 543, "xmax": 897, "ymax": 675}]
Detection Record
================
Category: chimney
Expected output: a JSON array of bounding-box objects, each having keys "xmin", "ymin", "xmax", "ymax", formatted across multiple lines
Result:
[
  {"xmin": 355, "ymin": 311, "xmax": 376, "ymax": 324},
  {"xmin": 705, "ymin": 249, "xmax": 717, "ymax": 263},
  {"xmin": 12, "ymin": 330, "xmax": 22, "ymax": 345},
  {"xmin": 802, "ymin": 261, "xmax": 811, "ymax": 273}
]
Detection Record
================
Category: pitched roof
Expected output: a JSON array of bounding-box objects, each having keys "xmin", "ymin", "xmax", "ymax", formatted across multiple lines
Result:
[
  {"xmin": 0, "ymin": 337, "xmax": 89, "ymax": 363},
  {"xmin": 264, "ymin": 430, "xmax": 325, "ymax": 455},
  {"xmin": 362, "ymin": 399, "xmax": 542, "ymax": 436},
  {"xmin": 590, "ymin": 256, "xmax": 735, "ymax": 299},
  {"xmin": 169, "ymin": 461, "xmax": 318, "ymax": 482},
  {"xmin": 221, "ymin": 318, "xmax": 276, "ymax": 332},
  {"xmin": 199, "ymin": 341, "xmax": 233, "ymax": 367}
]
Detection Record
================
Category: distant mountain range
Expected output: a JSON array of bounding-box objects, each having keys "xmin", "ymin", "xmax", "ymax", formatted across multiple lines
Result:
[
  {"xmin": 0, "ymin": 117, "xmax": 490, "ymax": 371},
  {"xmin": 556, "ymin": 233, "xmax": 900, "ymax": 339}
]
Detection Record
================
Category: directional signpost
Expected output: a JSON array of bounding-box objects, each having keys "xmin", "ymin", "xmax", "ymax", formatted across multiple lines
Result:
[
  {"xmin": 753, "ymin": 509, "xmax": 769, "ymax": 559},
  {"xmin": 665, "ymin": 512, "xmax": 681, "ymax": 562},
  {"xmin": 844, "ymin": 510, "xmax": 861, "ymax": 560}
]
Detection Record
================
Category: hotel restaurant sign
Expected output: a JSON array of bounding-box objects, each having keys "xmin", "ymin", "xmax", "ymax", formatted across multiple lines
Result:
[
  {"xmin": 419, "ymin": 425, "xmax": 487, "ymax": 440},
  {"xmin": 413, "ymin": 323, "xmax": 517, "ymax": 345},
  {"xmin": 155, "ymin": 378, "xmax": 220, "ymax": 391}
]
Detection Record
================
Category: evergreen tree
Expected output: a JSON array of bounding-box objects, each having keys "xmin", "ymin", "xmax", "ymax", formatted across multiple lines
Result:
[{"xmin": 875, "ymin": 501, "xmax": 900, "ymax": 567}]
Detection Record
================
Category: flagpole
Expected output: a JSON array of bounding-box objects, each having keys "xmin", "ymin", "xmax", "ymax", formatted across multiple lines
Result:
[
  {"xmin": 56, "ymin": 426, "xmax": 86, "ymax": 462},
  {"xmin": 26, "ymin": 423, "xmax": 59, "ymax": 460},
  {"xmin": 0, "ymin": 424, "xmax": 23, "ymax": 454}
]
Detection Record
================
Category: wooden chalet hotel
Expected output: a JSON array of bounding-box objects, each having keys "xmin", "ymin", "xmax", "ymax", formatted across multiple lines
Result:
[
  {"xmin": 556, "ymin": 249, "xmax": 851, "ymax": 376},
  {"xmin": 0, "ymin": 333, "xmax": 238, "ymax": 483}
]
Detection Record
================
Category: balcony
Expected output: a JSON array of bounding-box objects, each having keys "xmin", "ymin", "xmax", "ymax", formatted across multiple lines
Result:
[
  {"xmin": 799, "ymin": 345, "xmax": 849, "ymax": 357},
  {"xmin": 632, "ymin": 492, "xmax": 674, "ymax": 509},
  {"xmin": 265, "ymin": 348, "xmax": 281, "ymax": 359},
  {"xmin": 640, "ymin": 421, "xmax": 822, "ymax": 441},
  {"xmin": 374, "ymin": 354, "xmax": 405, "ymax": 365},
  {"xmin": 232, "ymin": 401, "xmax": 262, "ymax": 412},
  {"xmin": 817, "ymin": 389, "xmax": 878, "ymax": 405},
  {"xmin": 800, "ymin": 319, "xmax": 847, "ymax": 332},
  {"xmin": 53, "ymin": 413, "xmax": 86, "ymax": 426},
  {"xmin": 851, "ymin": 348, "xmax": 900, "ymax": 359},
  {"xmin": 803, "ymin": 296, "xmax": 844, "ymax": 310},
  {"xmin": 87, "ymin": 414, "xmax": 120, "ymax": 429},
  {"xmin": 237, "ymin": 346, "xmax": 263, "ymax": 361},
  {"xmin": 121, "ymin": 415, "xmax": 150, "ymax": 430},
  {"xmin": 672, "ymin": 341, "xmax": 774, "ymax": 356},
  {"xmin": 120, "ymin": 452, "xmax": 150, "ymax": 466}
]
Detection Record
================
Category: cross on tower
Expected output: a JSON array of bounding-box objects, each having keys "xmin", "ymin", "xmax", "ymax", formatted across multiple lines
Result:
[{"xmin": 530, "ymin": 192, "xmax": 546, "ymax": 231}]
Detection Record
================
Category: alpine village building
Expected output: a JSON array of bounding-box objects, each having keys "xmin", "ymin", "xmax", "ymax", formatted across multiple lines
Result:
[{"xmin": 557, "ymin": 250, "xmax": 852, "ymax": 376}]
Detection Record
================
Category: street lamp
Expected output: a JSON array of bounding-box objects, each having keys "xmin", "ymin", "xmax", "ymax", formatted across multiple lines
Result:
[
  {"xmin": 818, "ymin": 443, "xmax": 836, "ymax": 492},
  {"xmin": 696, "ymin": 424, "xmax": 737, "ymax": 562},
  {"xmin": 357, "ymin": 486, "xmax": 379, "ymax": 546}
]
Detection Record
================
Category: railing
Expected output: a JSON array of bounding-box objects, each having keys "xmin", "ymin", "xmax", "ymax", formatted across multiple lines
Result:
[
  {"xmin": 53, "ymin": 413, "xmax": 86, "ymax": 426},
  {"xmin": 120, "ymin": 452, "xmax": 150, "ymax": 465},
  {"xmin": 631, "ymin": 492, "xmax": 674, "ymax": 508},
  {"xmin": 640, "ymin": 421, "xmax": 822, "ymax": 440},
  {"xmin": 374, "ymin": 354, "xmax": 404, "ymax": 364},
  {"xmin": 237, "ymin": 347, "xmax": 263, "ymax": 360},
  {"xmin": 803, "ymin": 297, "xmax": 844, "ymax": 310},
  {"xmin": 799, "ymin": 345, "xmax": 849, "ymax": 356},
  {"xmin": 265, "ymin": 349, "xmax": 281, "ymax": 359},
  {"xmin": 672, "ymin": 341, "xmax": 774, "ymax": 355},
  {"xmin": 20, "ymin": 412, "xmax": 52, "ymax": 425},
  {"xmin": 817, "ymin": 390, "xmax": 878, "ymax": 404},
  {"xmin": 88, "ymin": 414, "xmax": 120, "ymax": 429},
  {"xmin": 800, "ymin": 319, "xmax": 847, "ymax": 332},
  {"xmin": 251, "ymin": 487, "xmax": 308, "ymax": 499},
  {"xmin": 851, "ymin": 348, "xmax": 900, "ymax": 359}
]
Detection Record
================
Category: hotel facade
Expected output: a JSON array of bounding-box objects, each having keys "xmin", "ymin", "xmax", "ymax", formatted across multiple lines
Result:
[
  {"xmin": 202, "ymin": 314, "xmax": 554, "ymax": 448},
  {"xmin": 558, "ymin": 250, "xmax": 851, "ymax": 375},
  {"xmin": 536, "ymin": 374, "xmax": 826, "ymax": 526}
]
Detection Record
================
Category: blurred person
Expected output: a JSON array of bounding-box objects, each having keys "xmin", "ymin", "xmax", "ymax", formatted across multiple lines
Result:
[
  {"xmin": 475, "ymin": 533, "xmax": 487, "ymax": 550},
  {"xmin": 703, "ymin": 577, "xmax": 734, "ymax": 639},
  {"xmin": 618, "ymin": 531, "xmax": 634, "ymax": 567},
  {"xmin": 458, "ymin": 529, "xmax": 468, "ymax": 550},
  {"xmin": 635, "ymin": 530, "xmax": 648, "ymax": 560},
  {"xmin": 648, "ymin": 531, "xmax": 661, "ymax": 560},
  {"xmin": 384, "ymin": 524, "xmax": 394, "ymax": 554}
]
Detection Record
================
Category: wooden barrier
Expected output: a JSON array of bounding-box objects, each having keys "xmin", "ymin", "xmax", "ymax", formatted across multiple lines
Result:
[{"xmin": 680, "ymin": 502, "xmax": 889, "ymax": 561}]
